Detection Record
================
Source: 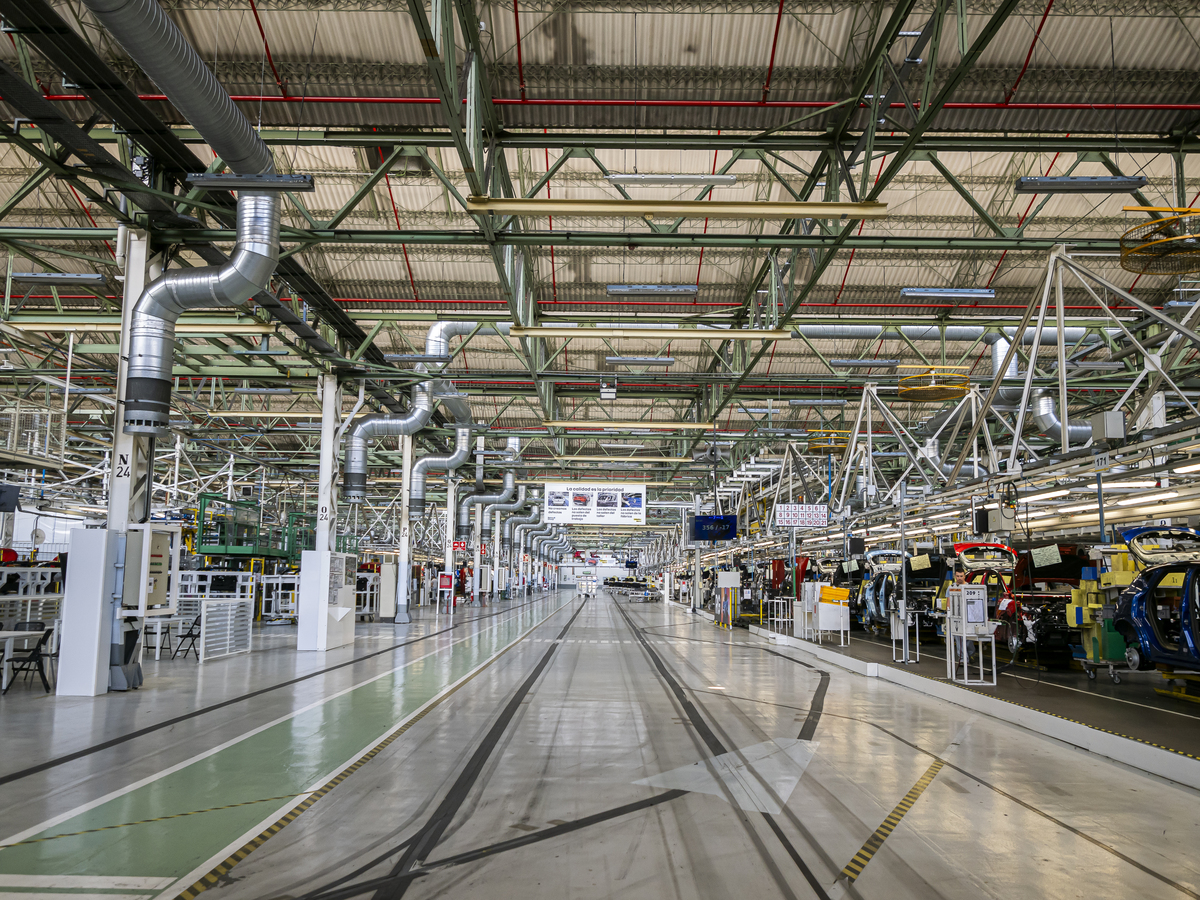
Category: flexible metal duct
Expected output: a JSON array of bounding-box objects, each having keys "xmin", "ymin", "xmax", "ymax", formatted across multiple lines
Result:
[
  {"xmin": 343, "ymin": 383, "xmax": 432, "ymax": 503},
  {"xmin": 409, "ymin": 427, "xmax": 471, "ymax": 519},
  {"xmin": 505, "ymin": 503, "xmax": 541, "ymax": 556},
  {"xmin": 83, "ymin": 0, "xmax": 281, "ymax": 436},
  {"xmin": 918, "ymin": 335, "xmax": 1092, "ymax": 446},
  {"xmin": 485, "ymin": 485, "xmax": 526, "ymax": 538},
  {"xmin": 456, "ymin": 437, "xmax": 520, "ymax": 538},
  {"xmin": 343, "ymin": 321, "xmax": 508, "ymax": 501},
  {"xmin": 1033, "ymin": 393, "xmax": 1093, "ymax": 444}
]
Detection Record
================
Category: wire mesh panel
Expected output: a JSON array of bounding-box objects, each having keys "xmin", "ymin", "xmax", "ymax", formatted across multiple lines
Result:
[
  {"xmin": 199, "ymin": 598, "xmax": 253, "ymax": 662},
  {"xmin": 0, "ymin": 403, "xmax": 65, "ymax": 468}
]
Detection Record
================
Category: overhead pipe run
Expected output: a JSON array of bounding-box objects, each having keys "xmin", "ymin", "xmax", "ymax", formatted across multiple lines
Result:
[
  {"xmin": 409, "ymin": 427, "xmax": 471, "ymax": 519},
  {"xmin": 457, "ymin": 437, "xmax": 520, "ymax": 539},
  {"xmin": 83, "ymin": 0, "xmax": 282, "ymax": 436},
  {"xmin": 505, "ymin": 502, "xmax": 541, "ymax": 557},
  {"xmin": 485, "ymin": 485, "xmax": 527, "ymax": 538},
  {"xmin": 919, "ymin": 335, "xmax": 1092, "ymax": 446},
  {"xmin": 790, "ymin": 324, "xmax": 1101, "ymax": 345},
  {"xmin": 343, "ymin": 321, "xmax": 510, "ymax": 502},
  {"xmin": 41, "ymin": 91, "xmax": 1200, "ymax": 113}
]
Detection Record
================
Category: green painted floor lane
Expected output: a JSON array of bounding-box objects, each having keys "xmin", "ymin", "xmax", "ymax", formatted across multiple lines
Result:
[{"xmin": 0, "ymin": 596, "xmax": 573, "ymax": 881}]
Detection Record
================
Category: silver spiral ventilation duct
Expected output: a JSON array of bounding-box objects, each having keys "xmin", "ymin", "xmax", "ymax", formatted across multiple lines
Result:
[
  {"xmin": 485, "ymin": 485, "xmax": 526, "ymax": 538},
  {"xmin": 343, "ymin": 321, "xmax": 510, "ymax": 502},
  {"xmin": 456, "ymin": 437, "xmax": 520, "ymax": 538},
  {"xmin": 518, "ymin": 520, "xmax": 549, "ymax": 564},
  {"xmin": 504, "ymin": 502, "xmax": 540, "ymax": 556},
  {"xmin": 409, "ymin": 427, "xmax": 471, "ymax": 519},
  {"xmin": 83, "ymin": 0, "xmax": 281, "ymax": 436},
  {"xmin": 919, "ymin": 335, "xmax": 1091, "ymax": 446}
]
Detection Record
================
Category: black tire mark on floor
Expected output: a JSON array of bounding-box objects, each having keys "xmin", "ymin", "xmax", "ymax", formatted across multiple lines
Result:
[
  {"xmin": 293, "ymin": 597, "xmax": 589, "ymax": 900},
  {"xmin": 611, "ymin": 598, "xmax": 831, "ymax": 900},
  {"xmin": 370, "ymin": 597, "xmax": 589, "ymax": 900},
  {"xmin": 0, "ymin": 595, "xmax": 553, "ymax": 788}
]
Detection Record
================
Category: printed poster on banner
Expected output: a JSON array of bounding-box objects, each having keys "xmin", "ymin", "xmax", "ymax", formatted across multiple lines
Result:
[
  {"xmin": 774, "ymin": 503, "xmax": 829, "ymax": 528},
  {"xmin": 544, "ymin": 482, "xmax": 646, "ymax": 525}
]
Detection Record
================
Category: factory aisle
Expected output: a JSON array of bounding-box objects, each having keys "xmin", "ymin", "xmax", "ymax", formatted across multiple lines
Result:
[{"xmin": 3, "ymin": 591, "xmax": 1200, "ymax": 900}]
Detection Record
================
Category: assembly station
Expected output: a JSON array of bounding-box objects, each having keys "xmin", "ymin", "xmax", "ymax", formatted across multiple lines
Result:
[{"xmin": 4, "ymin": 0, "xmax": 1200, "ymax": 897}]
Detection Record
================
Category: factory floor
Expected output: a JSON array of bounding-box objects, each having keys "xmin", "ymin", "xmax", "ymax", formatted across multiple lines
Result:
[
  {"xmin": 808, "ymin": 626, "xmax": 1200, "ymax": 759},
  {"xmin": 2, "ymin": 590, "xmax": 1199, "ymax": 900}
]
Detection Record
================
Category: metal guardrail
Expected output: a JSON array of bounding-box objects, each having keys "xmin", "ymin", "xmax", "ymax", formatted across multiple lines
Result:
[
  {"xmin": 0, "ymin": 403, "xmax": 65, "ymax": 468},
  {"xmin": 199, "ymin": 598, "xmax": 253, "ymax": 662}
]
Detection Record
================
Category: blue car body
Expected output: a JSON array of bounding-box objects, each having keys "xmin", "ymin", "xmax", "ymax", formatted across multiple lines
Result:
[{"xmin": 1113, "ymin": 526, "xmax": 1200, "ymax": 670}]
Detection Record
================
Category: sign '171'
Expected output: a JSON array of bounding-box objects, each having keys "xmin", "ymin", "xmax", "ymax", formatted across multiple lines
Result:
[{"xmin": 775, "ymin": 503, "xmax": 829, "ymax": 528}]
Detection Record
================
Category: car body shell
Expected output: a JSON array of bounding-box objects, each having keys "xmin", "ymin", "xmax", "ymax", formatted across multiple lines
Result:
[{"xmin": 1114, "ymin": 526, "xmax": 1200, "ymax": 670}]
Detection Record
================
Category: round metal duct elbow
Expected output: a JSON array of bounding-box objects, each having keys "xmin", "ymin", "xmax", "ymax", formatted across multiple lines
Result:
[
  {"xmin": 82, "ymin": 0, "xmax": 283, "ymax": 436},
  {"xmin": 409, "ymin": 427, "xmax": 471, "ymax": 520},
  {"xmin": 1033, "ymin": 392, "xmax": 1092, "ymax": 444},
  {"xmin": 124, "ymin": 193, "xmax": 280, "ymax": 435},
  {"xmin": 343, "ymin": 383, "xmax": 433, "ymax": 503}
]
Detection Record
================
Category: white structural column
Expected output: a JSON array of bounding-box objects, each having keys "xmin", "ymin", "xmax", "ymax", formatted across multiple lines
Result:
[
  {"xmin": 444, "ymin": 477, "xmax": 456, "ymax": 609},
  {"xmin": 395, "ymin": 433, "xmax": 413, "ymax": 624},
  {"xmin": 494, "ymin": 509, "xmax": 503, "ymax": 595},
  {"xmin": 107, "ymin": 230, "xmax": 151, "ymax": 530},
  {"xmin": 314, "ymin": 373, "xmax": 341, "ymax": 552}
]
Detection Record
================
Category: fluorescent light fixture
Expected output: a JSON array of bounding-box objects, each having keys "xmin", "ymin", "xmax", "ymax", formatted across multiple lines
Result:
[
  {"xmin": 1018, "ymin": 488, "xmax": 1070, "ymax": 503},
  {"xmin": 606, "ymin": 285, "xmax": 699, "ymax": 296},
  {"xmin": 10, "ymin": 272, "xmax": 106, "ymax": 285},
  {"xmin": 606, "ymin": 356, "xmax": 675, "ymax": 366},
  {"xmin": 1023, "ymin": 509, "xmax": 1056, "ymax": 518},
  {"xmin": 1014, "ymin": 175, "xmax": 1148, "ymax": 194},
  {"xmin": 232, "ymin": 349, "xmax": 289, "ymax": 356},
  {"xmin": 1059, "ymin": 502, "xmax": 1098, "ymax": 513},
  {"xmin": 1175, "ymin": 461, "xmax": 1200, "ymax": 474},
  {"xmin": 788, "ymin": 399, "xmax": 847, "ymax": 406},
  {"xmin": 52, "ymin": 386, "xmax": 111, "ymax": 394},
  {"xmin": 232, "ymin": 387, "xmax": 293, "ymax": 394},
  {"xmin": 599, "ymin": 442, "xmax": 644, "ymax": 450},
  {"xmin": 186, "ymin": 172, "xmax": 315, "ymax": 191},
  {"xmin": 900, "ymin": 288, "xmax": 995, "ymax": 300},
  {"xmin": 605, "ymin": 174, "xmax": 737, "ymax": 186},
  {"xmin": 830, "ymin": 359, "xmax": 899, "ymax": 367},
  {"xmin": 383, "ymin": 354, "xmax": 451, "ymax": 363},
  {"xmin": 1103, "ymin": 480, "xmax": 1158, "ymax": 489},
  {"xmin": 928, "ymin": 510, "xmax": 961, "ymax": 519},
  {"xmin": 1116, "ymin": 491, "xmax": 1178, "ymax": 506}
]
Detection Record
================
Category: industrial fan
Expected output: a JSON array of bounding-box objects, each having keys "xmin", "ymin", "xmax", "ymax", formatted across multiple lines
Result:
[
  {"xmin": 897, "ymin": 365, "xmax": 970, "ymax": 402},
  {"xmin": 1120, "ymin": 206, "xmax": 1200, "ymax": 275}
]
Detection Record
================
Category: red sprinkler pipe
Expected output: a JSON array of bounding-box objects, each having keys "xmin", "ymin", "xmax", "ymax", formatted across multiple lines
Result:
[
  {"xmin": 761, "ymin": 0, "xmax": 787, "ymax": 103},
  {"xmin": 34, "ymin": 94, "xmax": 1200, "ymax": 111},
  {"xmin": 248, "ymin": 0, "xmax": 288, "ymax": 98},
  {"xmin": 1004, "ymin": 0, "xmax": 1055, "ymax": 105},
  {"xmin": 513, "ymin": 0, "xmax": 527, "ymax": 101}
]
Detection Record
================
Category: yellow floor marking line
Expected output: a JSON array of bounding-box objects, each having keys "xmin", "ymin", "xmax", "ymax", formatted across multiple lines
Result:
[
  {"xmin": 839, "ymin": 759, "xmax": 944, "ymax": 884},
  {"xmin": 172, "ymin": 600, "xmax": 577, "ymax": 900}
]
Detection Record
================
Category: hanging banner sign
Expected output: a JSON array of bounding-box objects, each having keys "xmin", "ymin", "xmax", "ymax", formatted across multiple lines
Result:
[
  {"xmin": 775, "ymin": 503, "xmax": 829, "ymax": 528},
  {"xmin": 544, "ymin": 482, "xmax": 646, "ymax": 525}
]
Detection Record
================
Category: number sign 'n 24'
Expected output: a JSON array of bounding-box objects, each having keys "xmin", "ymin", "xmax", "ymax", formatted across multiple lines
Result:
[{"xmin": 775, "ymin": 504, "xmax": 829, "ymax": 528}]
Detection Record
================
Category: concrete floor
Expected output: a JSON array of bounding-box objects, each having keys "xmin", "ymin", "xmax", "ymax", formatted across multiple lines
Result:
[{"xmin": 2, "ymin": 590, "xmax": 1199, "ymax": 899}]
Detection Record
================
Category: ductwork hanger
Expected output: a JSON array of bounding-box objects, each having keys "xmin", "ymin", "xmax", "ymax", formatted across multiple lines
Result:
[{"xmin": 186, "ymin": 173, "xmax": 316, "ymax": 191}]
